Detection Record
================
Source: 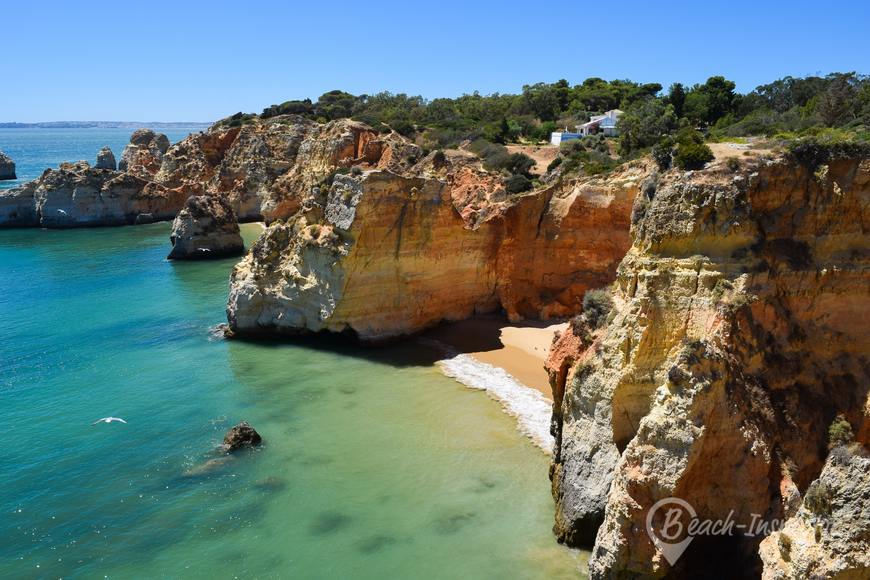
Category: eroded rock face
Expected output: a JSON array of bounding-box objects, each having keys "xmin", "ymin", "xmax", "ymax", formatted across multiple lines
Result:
[
  {"xmin": 168, "ymin": 195, "xmax": 244, "ymax": 260},
  {"xmin": 226, "ymin": 154, "xmax": 637, "ymax": 342},
  {"xmin": 0, "ymin": 150, "xmax": 15, "ymax": 180},
  {"xmin": 222, "ymin": 421, "xmax": 262, "ymax": 451},
  {"xmin": 549, "ymin": 153, "xmax": 870, "ymax": 578},
  {"xmin": 759, "ymin": 443, "xmax": 870, "ymax": 579},
  {"xmin": 0, "ymin": 118, "xmax": 424, "ymax": 230},
  {"xmin": 118, "ymin": 129, "xmax": 170, "ymax": 178},
  {"xmin": 95, "ymin": 146, "xmax": 117, "ymax": 170},
  {"xmin": 154, "ymin": 116, "xmax": 421, "ymax": 221},
  {"xmin": 0, "ymin": 161, "xmax": 184, "ymax": 227}
]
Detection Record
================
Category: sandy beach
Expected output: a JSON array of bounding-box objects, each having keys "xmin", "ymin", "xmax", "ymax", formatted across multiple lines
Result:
[{"xmin": 423, "ymin": 316, "xmax": 566, "ymax": 400}]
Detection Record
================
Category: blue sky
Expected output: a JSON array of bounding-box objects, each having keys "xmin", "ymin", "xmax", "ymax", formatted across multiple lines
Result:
[{"xmin": 2, "ymin": 0, "xmax": 868, "ymax": 122}]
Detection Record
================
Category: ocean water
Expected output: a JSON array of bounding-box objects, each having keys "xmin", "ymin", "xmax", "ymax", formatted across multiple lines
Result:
[
  {"xmin": 0, "ymin": 127, "xmax": 205, "ymax": 189},
  {"xmin": 0, "ymin": 132, "xmax": 584, "ymax": 578}
]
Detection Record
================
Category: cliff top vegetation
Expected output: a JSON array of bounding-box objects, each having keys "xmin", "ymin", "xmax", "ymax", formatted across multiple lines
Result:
[{"xmin": 216, "ymin": 72, "xmax": 870, "ymax": 183}]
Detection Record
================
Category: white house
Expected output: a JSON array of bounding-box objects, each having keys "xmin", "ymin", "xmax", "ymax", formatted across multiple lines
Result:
[
  {"xmin": 576, "ymin": 109, "xmax": 623, "ymax": 137},
  {"xmin": 549, "ymin": 109, "xmax": 624, "ymax": 145}
]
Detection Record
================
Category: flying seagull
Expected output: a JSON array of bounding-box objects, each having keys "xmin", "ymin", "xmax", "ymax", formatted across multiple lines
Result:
[{"xmin": 92, "ymin": 417, "xmax": 127, "ymax": 426}]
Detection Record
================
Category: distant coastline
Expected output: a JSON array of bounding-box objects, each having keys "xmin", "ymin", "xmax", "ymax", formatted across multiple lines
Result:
[{"xmin": 0, "ymin": 121, "xmax": 212, "ymax": 129}]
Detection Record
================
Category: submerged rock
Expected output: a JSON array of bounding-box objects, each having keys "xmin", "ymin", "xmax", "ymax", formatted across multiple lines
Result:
[
  {"xmin": 167, "ymin": 195, "xmax": 244, "ymax": 260},
  {"xmin": 222, "ymin": 421, "xmax": 262, "ymax": 451},
  {"xmin": 95, "ymin": 146, "xmax": 116, "ymax": 170},
  {"xmin": 0, "ymin": 150, "xmax": 15, "ymax": 180}
]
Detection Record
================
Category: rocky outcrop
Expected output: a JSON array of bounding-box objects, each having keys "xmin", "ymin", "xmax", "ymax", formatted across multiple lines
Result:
[
  {"xmin": 167, "ymin": 195, "xmax": 244, "ymax": 260},
  {"xmin": 759, "ymin": 443, "xmax": 870, "ymax": 579},
  {"xmin": 0, "ymin": 161, "xmax": 184, "ymax": 227},
  {"xmin": 0, "ymin": 117, "xmax": 426, "ymax": 229},
  {"xmin": 118, "ymin": 129, "xmax": 170, "ymax": 178},
  {"xmin": 95, "ymin": 146, "xmax": 116, "ymax": 170},
  {"xmin": 154, "ymin": 116, "xmax": 421, "ymax": 221},
  {"xmin": 226, "ymin": 152, "xmax": 637, "ymax": 341},
  {"xmin": 0, "ymin": 150, "xmax": 15, "ymax": 180},
  {"xmin": 222, "ymin": 421, "xmax": 262, "ymax": 451},
  {"xmin": 549, "ymin": 152, "xmax": 870, "ymax": 578}
]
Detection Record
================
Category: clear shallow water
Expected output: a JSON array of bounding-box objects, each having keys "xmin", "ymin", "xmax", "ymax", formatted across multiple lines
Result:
[
  {"xmin": 0, "ymin": 127, "xmax": 205, "ymax": 189},
  {"xmin": 0, "ymin": 221, "xmax": 584, "ymax": 578}
]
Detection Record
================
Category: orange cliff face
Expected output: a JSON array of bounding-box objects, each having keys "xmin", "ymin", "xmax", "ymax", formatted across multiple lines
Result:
[
  {"xmin": 548, "ymin": 151, "xmax": 870, "ymax": 579},
  {"xmin": 154, "ymin": 116, "xmax": 421, "ymax": 222},
  {"xmin": 226, "ymin": 151, "xmax": 640, "ymax": 342},
  {"xmin": 0, "ymin": 116, "xmax": 415, "ymax": 229}
]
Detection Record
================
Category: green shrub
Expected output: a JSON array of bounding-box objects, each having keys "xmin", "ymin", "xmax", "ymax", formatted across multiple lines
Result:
[
  {"xmin": 788, "ymin": 136, "xmax": 870, "ymax": 168},
  {"xmin": 546, "ymin": 156, "xmax": 562, "ymax": 172},
  {"xmin": 582, "ymin": 289, "xmax": 612, "ymax": 329},
  {"xmin": 262, "ymin": 99, "xmax": 314, "ymax": 118},
  {"xmin": 216, "ymin": 111, "xmax": 258, "ymax": 128},
  {"xmin": 504, "ymin": 174, "xmax": 532, "ymax": 194},
  {"xmin": 674, "ymin": 141, "xmax": 714, "ymax": 169},
  {"xmin": 726, "ymin": 157, "xmax": 741, "ymax": 171},
  {"xmin": 506, "ymin": 152, "xmax": 536, "ymax": 176},
  {"xmin": 652, "ymin": 139, "xmax": 673, "ymax": 170},
  {"xmin": 804, "ymin": 481, "xmax": 832, "ymax": 516},
  {"xmin": 828, "ymin": 415, "xmax": 854, "ymax": 449},
  {"xmin": 560, "ymin": 139, "xmax": 586, "ymax": 155}
]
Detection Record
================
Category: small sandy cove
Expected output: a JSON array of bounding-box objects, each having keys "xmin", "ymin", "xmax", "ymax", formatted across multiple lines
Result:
[{"xmin": 423, "ymin": 316, "xmax": 566, "ymax": 400}]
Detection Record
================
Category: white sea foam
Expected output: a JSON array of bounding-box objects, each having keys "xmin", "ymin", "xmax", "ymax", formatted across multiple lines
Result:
[{"xmin": 420, "ymin": 338, "xmax": 555, "ymax": 454}]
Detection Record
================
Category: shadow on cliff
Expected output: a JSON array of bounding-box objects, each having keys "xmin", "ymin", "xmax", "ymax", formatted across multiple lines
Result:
[{"xmin": 224, "ymin": 313, "xmax": 537, "ymax": 370}]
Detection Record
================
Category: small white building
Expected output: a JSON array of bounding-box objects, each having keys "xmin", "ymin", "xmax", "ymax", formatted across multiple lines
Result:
[
  {"xmin": 550, "ymin": 131, "xmax": 583, "ymax": 146},
  {"xmin": 549, "ymin": 109, "xmax": 624, "ymax": 145},
  {"xmin": 576, "ymin": 109, "xmax": 623, "ymax": 137}
]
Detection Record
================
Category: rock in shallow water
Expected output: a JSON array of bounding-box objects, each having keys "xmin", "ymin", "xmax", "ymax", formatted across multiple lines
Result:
[
  {"xmin": 222, "ymin": 421, "xmax": 262, "ymax": 451},
  {"xmin": 0, "ymin": 150, "xmax": 15, "ymax": 180},
  {"xmin": 167, "ymin": 195, "xmax": 244, "ymax": 260}
]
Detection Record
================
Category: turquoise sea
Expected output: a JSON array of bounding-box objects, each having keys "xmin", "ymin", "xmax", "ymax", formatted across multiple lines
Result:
[{"xmin": 0, "ymin": 130, "xmax": 583, "ymax": 578}]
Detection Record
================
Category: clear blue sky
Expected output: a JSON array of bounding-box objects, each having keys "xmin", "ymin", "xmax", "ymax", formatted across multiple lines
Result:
[{"xmin": 2, "ymin": 0, "xmax": 868, "ymax": 122}]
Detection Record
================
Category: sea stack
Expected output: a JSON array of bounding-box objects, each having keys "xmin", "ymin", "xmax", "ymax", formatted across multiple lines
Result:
[
  {"xmin": 0, "ymin": 151, "xmax": 16, "ymax": 180},
  {"xmin": 118, "ymin": 128, "xmax": 170, "ymax": 178},
  {"xmin": 95, "ymin": 147, "xmax": 117, "ymax": 170},
  {"xmin": 167, "ymin": 195, "xmax": 244, "ymax": 260}
]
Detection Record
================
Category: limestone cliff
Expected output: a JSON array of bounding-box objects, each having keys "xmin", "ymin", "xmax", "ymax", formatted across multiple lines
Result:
[
  {"xmin": 226, "ymin": 152, "xmax": 637, "ymax": 341},
  {"xmin": 0, "ymin": 150, "xmax": 15, "ymax": 180},
  {"xmin": 95, "ymin": 146, "xmax": 117, "ymax": 171},
  {"xmin": 0, "ymin": 161, "xmax": 182, "ymax": 227},
  {"xmin": 168, "ymin": 195, "xmax": 244, "ymax": 260},
  {"xmin": 0, "ymin": 116, "xmax": 415, "ymax": 229},
  {"xmin": 154, "ymin": 116, "xmax": 421, "ymax": 221},
  {"xmin": 118, "ymin": 129, "xmax": 170, "ymax": 178},
  {"xmin": 759, "ymin": 443, "xmax": 870, "ymax": 579},
  {"xmin": 549, "ymin": 152, "xmax": 870, "ymax": 578}
]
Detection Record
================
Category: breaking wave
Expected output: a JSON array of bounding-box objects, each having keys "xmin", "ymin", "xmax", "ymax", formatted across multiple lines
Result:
[{"xmin": 420, "ymin": 338, "xmax": 555, "ymax": 454}]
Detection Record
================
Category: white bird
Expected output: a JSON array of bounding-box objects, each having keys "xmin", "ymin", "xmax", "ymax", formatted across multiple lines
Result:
[
  {"xmin": 92, "ymin": 417, "xmax": 127, "ymax": 426},
  {"xmin": 57, "ymin": 209, "xmax": 67, "ymax": 215}
]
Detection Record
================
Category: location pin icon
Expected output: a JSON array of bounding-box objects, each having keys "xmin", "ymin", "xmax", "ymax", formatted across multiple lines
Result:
[{"xmin": 646, "ymin": 497, "xmax": 697, "ymax": 566}]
